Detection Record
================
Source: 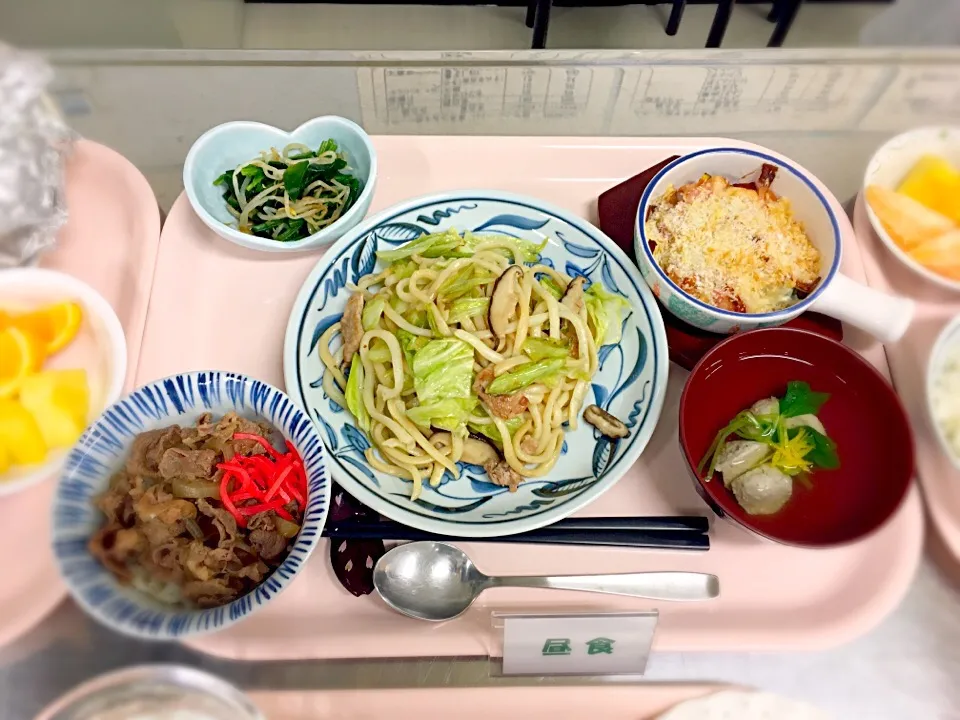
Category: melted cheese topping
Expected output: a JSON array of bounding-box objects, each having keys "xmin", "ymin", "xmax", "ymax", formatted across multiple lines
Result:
[{"xmin": 645, "ymin": 174, "xmax": 821, "ymax": 314}]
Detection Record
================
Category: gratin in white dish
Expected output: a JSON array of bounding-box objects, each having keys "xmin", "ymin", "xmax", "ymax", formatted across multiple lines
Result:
[
  {"xmin": 862, "ymin": 125, "xmax": 960, "ymax": 292},
  {"xmin": 635, "ymin": 147, "xmax": 913, "ymax": 342}
]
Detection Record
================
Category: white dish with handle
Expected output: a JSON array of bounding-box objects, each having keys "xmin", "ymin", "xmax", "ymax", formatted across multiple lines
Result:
[{"xmin": 634, "ymin": 147, "xmax": 914, "ymax": 342}]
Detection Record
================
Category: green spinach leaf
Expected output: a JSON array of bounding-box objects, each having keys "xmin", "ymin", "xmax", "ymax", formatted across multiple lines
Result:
[
  {"xmin": 250, "ymin": 218, "xmax": 287, "ymax": 234},
  {"xmin": 778, "ymin": 381, "xmax": 830, "ymax": 418},
  {"xmin": 275, "ymin": 218, "xmax": 306, "ymax": 242},
  {"xmin": 335, "ymin": 172, "xmax": 362, "ymax": 206},
  {"xmin": 800, "ymin": 426, "xmax": 840, "ymax": 469},
  {"xmin": 283, "ymin": 160, "xmax": 310, "ymax": 201},
  {"xmin": 223, "ymin": 192, "xmax": 241, "ymax": 213}
]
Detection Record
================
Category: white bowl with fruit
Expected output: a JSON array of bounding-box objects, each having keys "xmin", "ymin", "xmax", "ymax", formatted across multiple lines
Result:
[
  {"xmin": 0, "ymin": 269, "xmax": 126, "ymax": 495},
  {"xmin": 864, "ymin": 126, "xmax": 960, "ymax": 290}
]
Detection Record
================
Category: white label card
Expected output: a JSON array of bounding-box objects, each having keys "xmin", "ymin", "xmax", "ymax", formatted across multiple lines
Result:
[{"xmin": 499, "ymin": 612, "xmax": 658, "ymax": 676}]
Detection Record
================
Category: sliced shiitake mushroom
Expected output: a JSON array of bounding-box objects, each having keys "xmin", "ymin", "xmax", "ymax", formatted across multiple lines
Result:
[
  {"xmin": 341, "ymin": 293, "xmax": 365, "ymax": 366},
  {"xmin": 488, "ymin": 265, "xmax": 523, "ymax": 351},
  {"xmin": 583, "ymin": 404, "xmax": 630, "ymax": 439},
  {"xmin": 560, "ymin": 276, "xmax": 586, "ymax": 315},
  {"xmin": 429, "ymin": 431, "xmax": 503, "ymax": 467},
  {"xmin": 461, "ymin": 434, "xmax": 502, "ymax": 466}
]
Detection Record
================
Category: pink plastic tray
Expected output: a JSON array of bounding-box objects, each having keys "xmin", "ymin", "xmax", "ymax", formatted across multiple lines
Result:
[
  {"xmin": 0, "ymin": 139, "xmax": 160, "ymax": 648},
  {"xmin": 137, "ymin": 136, "xmax": 923, "ymax": 660},
  {"xmin": 249, "ymin": 685, "xmax": 721, "ymax": 720},
  {"xmin": 853, "ymin": 194, "xmax": 960, "ymax": 563}
]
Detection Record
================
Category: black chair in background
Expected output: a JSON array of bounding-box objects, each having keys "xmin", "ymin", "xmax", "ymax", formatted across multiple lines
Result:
[
  {"xmin": 767, "ymin": 0, "xmax": 803, "ymax": 47},
  {"xmin": 669, "ymin": 0, "xmax": 804, "ymax": 47},
  {"xmin": 528, "ymin": 0, "xmax": 803, "ymax": 50},
  {"xmin": 526, "ymin": 0, "xmax": 552, "ymax": 48},
  {"xmin": 666, "ymin": 0, "xmax": 738, "ymax": 48}
]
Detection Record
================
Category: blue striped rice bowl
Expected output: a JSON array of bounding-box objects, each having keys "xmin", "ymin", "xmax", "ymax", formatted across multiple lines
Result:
[{"xmin": 52, "ymin": 371, "xmax": 329, "ymax": 640}]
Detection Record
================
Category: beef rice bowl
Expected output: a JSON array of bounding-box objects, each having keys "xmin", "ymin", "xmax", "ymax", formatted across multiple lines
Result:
[{"xmin": 89, "ymin": 412, "xmax": 310, "ymax": 608}]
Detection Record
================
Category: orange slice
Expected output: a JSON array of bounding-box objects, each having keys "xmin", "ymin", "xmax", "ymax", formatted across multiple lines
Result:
[
  {"xmin": 0, "ymin": 310, "xmax": 12, "ymax": 331},
  {"xmin": 13, "ymin": 301, "xmax": 83, "ymax": 354},
  {"xmin": 0, "ymin": 327, "xmax": 46, "ymax": 398}
]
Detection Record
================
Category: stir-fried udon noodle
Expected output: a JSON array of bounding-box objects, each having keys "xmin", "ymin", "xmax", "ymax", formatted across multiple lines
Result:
[{"xmin": 317, "ymin": 228, "xmax": 632, "ymax": 500}]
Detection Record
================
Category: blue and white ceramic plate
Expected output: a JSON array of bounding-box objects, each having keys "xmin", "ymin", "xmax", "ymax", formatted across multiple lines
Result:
[
  {"xmin": 283, "ymin": 191, "xmax": 668, "ymax": 537},
  {"xmin": 51, "ymin": 372, "xmax": 329, "ymax": 640}
]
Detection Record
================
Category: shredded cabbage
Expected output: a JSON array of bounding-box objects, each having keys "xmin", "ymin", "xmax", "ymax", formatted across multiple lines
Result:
[
  {"xmin": 522, "ymin": 336, "xmax": 569, "ymax": 361},
  {"xmin": 362, "ymin": 294, "xmax": 386, "ymax": 331},
  {"xmin": 486, "ymin": 358, "xmax": 565, "ymax": 395},
  {"xmin": 454, "ymin": 232, "xmax": 547, "ymax": 263},
  {"xmin": 387, "ymin": 260, "xmax": 418, "ymax": 282},
  {"xmin": 409, "ymin": 338, "xmax": 476, "ymax": 431},
  {"xmin": 397, "ymin": 328, "xmax": 428, "ymax": 368},
  {"xmin": 406, "ymin": 398, "xmax": 478, "ymax": 431},
  {"xmin": 391, "ymin": 229, "xmax": 547, "ymax": 263},
  {"xmin": 467, "ymin": 415, "xmax": 525, "ymax": 449},
  {"xmin": 584, "ymin": 284, "xmax": 630, "ymax": 346},
  {"xmin": 448, "ymin": 297, "xmax": 489, "ymax": 324},
  {"xmin": 439, "ymin": 266, "xmax": 495, "ymax": 300},
  {"xmin": 365, "ymin": 338, "xmax": 392, "ymax": 363},
  {"xmin": 377, "ymin": 228, "xmax": 462, "ymax": 262},
  {"xmin": 345, "ymin": 355, "xmax": 371, "ymax": 432},
  {"xmin": 539, "ymin": 276, "xmax": 565, "ymax": 300}
]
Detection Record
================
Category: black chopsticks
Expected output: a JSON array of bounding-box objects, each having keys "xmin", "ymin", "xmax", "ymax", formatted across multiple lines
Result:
[{"xmin": 322, "ymin": 515, "xmax": 710, "ymax": 551}]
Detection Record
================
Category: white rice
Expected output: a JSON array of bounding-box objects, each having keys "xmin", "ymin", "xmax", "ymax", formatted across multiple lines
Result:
[
  {"xmin": 131, "ymin": 567, "xmax": 184, "ymax": 607},
  {"xmin": 933, "ymin": 345, "xmax": 960, "ymax": 458}
]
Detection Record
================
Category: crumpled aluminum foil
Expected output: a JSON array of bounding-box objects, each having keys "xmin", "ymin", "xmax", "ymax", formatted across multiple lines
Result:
[{"xmin": 0, "ymin": 44, "xmax": 73, "ymax": 268}]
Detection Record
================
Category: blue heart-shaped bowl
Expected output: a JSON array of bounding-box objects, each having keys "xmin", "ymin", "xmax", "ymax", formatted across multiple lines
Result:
[
  {"xmin": 52, "ymin": 371, "xmax": 330, "ymax": 640},
  {"xmin": 183, "ymin": 116, "xmax": 377, "ymax": 253}
]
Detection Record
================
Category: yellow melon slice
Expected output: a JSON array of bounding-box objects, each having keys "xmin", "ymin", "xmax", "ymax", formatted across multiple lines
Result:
[
  {"xmin": 909, "ymin": 230, "xmax": 960, "ymax": 280},
  {"xmin": 897, "ymin": 155, "xmax": 960, "ymax": 225},
  {"xmin": 866, "ymin": 184, "xmax": 955, "ymax": 251}
]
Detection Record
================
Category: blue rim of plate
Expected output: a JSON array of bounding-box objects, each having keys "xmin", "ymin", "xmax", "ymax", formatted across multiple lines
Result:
[
  {"xmin": 635, "ymin": 147, "xmax": 842, "ymax": 319},
  {"xmin": 284, "ymin": 190, "xmax": 669, "ymax": 537},
  {"xmin": 51, "ymin": 371, "xmax": 330, "ymax": 639}
]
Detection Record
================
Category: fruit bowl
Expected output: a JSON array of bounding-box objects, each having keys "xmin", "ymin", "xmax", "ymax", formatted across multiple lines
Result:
[
  {"xmin": 863, "ymin": 126, "xmax": 960, "ymax": 291},
  {"xmin": 0, "ymin": 268, "xmax": 126, "ymax": 496}
]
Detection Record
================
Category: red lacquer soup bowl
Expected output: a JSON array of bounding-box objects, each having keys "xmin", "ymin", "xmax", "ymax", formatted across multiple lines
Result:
[{"xmin": 679, "ymin": 327, "xmax": 914, "ymax": 547}]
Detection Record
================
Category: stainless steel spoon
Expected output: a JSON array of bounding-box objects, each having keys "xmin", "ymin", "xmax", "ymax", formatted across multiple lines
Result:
[{"xmin": 373, "ymin": 541, "xmax": 720, "ymax": 621}]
